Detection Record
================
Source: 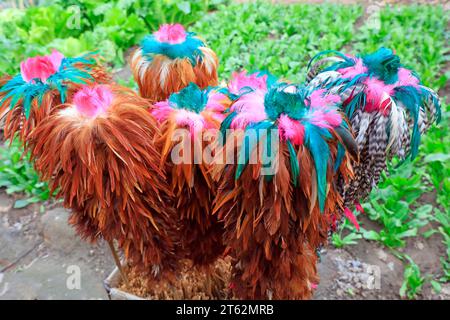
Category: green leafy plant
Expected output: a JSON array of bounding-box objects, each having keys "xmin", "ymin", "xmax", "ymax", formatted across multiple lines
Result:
[
  {"xmin": 193, "ymin": 1, "xmax": 362, "ymax": 81},
  {"xmin": 399, "ymin": 255, "xmax": 425, "ymax": 299},
  {"xmin": 0, "ymin": 0, "xmax": 223, "ymax": 75},
  {"xmin": 331, "ymin": 216, "xmax": 362, "ymax": 248},
  {"xmin": 0, "ymin": 139, "xmax": 53, "ymax": 208}
]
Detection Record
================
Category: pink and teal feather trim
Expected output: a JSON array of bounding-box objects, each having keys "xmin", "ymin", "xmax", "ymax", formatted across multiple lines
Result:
[
  {"xmin": 223, "ymin": 82, "xmax": 351, "ymax": 212},
  {"xmin": 308, "ymin": 47, "xmax": 441, "ymax": 159},
  {"xmin": 0, "ymin": 50, "xmax": 96, "ymax": 118},
  {"xmin": 152, "ymin": 82, "xmax": 228, "ymax": 137},
  {"xmin": 141, "ymin": 24, "xmax": 207, "ymax": 65}
]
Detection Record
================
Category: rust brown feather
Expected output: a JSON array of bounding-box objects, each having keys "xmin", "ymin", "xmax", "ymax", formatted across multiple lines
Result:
[{"xmin": 28, "ymin": 85, "xmax": 180, "ymax": 278}]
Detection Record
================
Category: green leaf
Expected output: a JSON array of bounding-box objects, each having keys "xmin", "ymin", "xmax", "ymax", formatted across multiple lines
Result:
[
  {"xmin": 14, "ymin": 199, "xmax": 31, "ymax": 209},
  {"xmin": 176, "ymin": 2, "xmax": 191, "ymax": 14},
  {"xmin": 362, "ymin": 230, "xmax": 380, "ymax": 241},
  {"xmin": 423, "ymin": 153, "xmax": 450, "ymax": 163},
  {"xmin": 430, "ymin": 280, "xmax": 442, "ymax": 294}
]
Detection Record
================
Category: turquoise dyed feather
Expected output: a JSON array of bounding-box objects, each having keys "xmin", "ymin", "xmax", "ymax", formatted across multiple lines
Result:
[
  {"xmin": 220, "ymin": 111, "xmax": 237, "ymax": 144},
  {"xmin": 393, "ymin": 85, "xmax": 422, "ymax": 159},
  {"xmin": 334, "ymin": 143, "xmax": 346, "ymax": 173},
  {"xmin": 304, "ymin": 123, "xmax": 331, "ymax": 213},
  {"xmin": 264, "ymin": 83, "xmax": 308, "ymax": 121},
  {"xmin": 235, "ymin": 121, "xmax": 274, "ymax": 180},
  {"xmin": 141, "ymin": 32, "xmax": 205, "ymax": 65},
  {"xmin": 168, "ymin": 82, "xmax": 210, "ymax": 113},
  {"xmin": 287, "ymin": 140, "xmax": 299, "ymax": 186},
  {"xmin": 362, "ymin": 47, "xmax": 400, "ymax": 85},
  {"xmin": 0, "ymin": 55, "xmax": 95, "ymax": 119}
]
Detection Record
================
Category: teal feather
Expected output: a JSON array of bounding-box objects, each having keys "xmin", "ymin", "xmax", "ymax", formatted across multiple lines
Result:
[
  {"xmin": 345, "ymin": 90, "xmax": 366, "ymax": 118},
  {"xmin": 304, "ymin": 123, "xmax": 331, "ymax": 213},
  {"xmin": 263, "ymin": 124, "xmax": 274, "ymax": 181},
  {"xmin": 334, "ymin": 143, "xmax": 345, "ymax": 173},
  {"xmin": 362, "ymin": 47, "xmax": 400, "ymax": 85},
  {"xmin": 141, "ymin": 32, "xmax": 205, "ymax": 65},
  {"xmin": 0, "ymin": 55, "xmax": 94, "ymax": 118},
  {"xmin": 393, "ymin": 85, "xmax": 422, "ymax": 159},
  {"xmin": 235, "ymin": 121, "xmax": 274, "ymax": 180},
  {"xmin": 421, "ymin": 87, "xmax": 441, "ymax": 123},
  {"xmin": 307, "ymin": 49, "xmax": 354, "ymax": 71},
  {"xmin": 220, "ymin": 111, "xmax": 237, "ymax": 144},
  {"xmin": 264, "ymin": 83, "xmax": 308, "ymax": 120},
  {"xmin": 168, "ymin": 82, "xmax": 209, "ymax": 113},
  {"xmin": 341, "ymin": 73, "xmax": 367, "ymax": 92},
  {"xmin": 254, "ymin": 70, "xmax": 278, "ymax": 88},
  {"xmin": 287, "ymin": 139, "xmax": 299, "ymax": 186}
]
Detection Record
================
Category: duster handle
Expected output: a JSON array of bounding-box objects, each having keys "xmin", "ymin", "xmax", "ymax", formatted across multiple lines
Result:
[{"xmin": 107, "ymin": 240, "xmax": 130, "ymax": 288}]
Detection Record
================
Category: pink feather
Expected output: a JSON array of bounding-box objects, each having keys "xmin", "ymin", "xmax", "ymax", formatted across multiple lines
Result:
[
  {"xmin": 20, "ymin": 49, "xmax": 64, "ymax": 83},
  {"xmin": 278, "ymin": 114, "xmax": 305, "ymax": 145},
  {"xmin": 396, "ymin": 67, "xmax": 420, "ymax": 88},
  {"xmin": 152, "ymin": 90, "xmax": 226, "ymax": 137},
  {"xmin": 230, "ymin": 91, "xmax": 267, "ymax": 129},
  {"xmin": 228, "ymin": 70, "xmax": 268, "ymax": 95},
  {"xmin": 309, "ymin": 110, "xmax": 342, "ymax": 129},
  {"xmin": 174, "ymin": 109, "xmax": 206, "ymax": 136},
  {"xmin": 73, "ymin": 85, "xmax": 113, "ymax": 118},
  {"xmin": 344, "ymin": 207, "xmax": 360, "ymax": 231},
  {"xmin": 152, "ymin": 101, "xmax": 174, "ymax": 123},
  {"xmin": 154, "ymin": 24, "xmax": 187, "ymax": 44},
  {"xmin": 363, "ymin": 77, "xmax": 394, "ymax": 115},
  {"xmin": 354, "ymin": 201, "xmax": 364, "ymax": 214},
  {"xmin": 337, "ymin": 57, "xmax": 368, "ymax": 79},
  {"xmin": 309, "ymin": 89, "xmax": 341, "ymax": 110}
]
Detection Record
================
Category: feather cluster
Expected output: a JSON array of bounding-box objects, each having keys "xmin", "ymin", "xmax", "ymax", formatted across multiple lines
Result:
[
  {"xmin": 306, "ymin": 47, "xmax": 441, "ymax": 207},
  {"xmin": 212, "ymin": 79, "xmax": 357, "ymax": 299},
  {"xmin": 130, "ymin": 24, "xmax": 219, "ymax": 102},
  {"xmin": 28, "ymin": 85, "xmax": 180, "ymax": 278},
  {"xmin": 0, "ymin": 50, "xmax": 110, "ymax": 150},
  {"xmin": 152, "ymin": 82, "xmax": 230, "ymax": 268}
]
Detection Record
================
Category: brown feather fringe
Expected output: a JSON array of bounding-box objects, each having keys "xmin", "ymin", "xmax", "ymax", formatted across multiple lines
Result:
[
  {"xmin": 154, "ymin": 102, "xmax": 229, "ymax": 269},
  {"xmin": 28, "ymin": 85, "xmax": 180, "ymax": 278},
  {"xmin": 211, "ymin": 131, "xmax": 354, "ymax": 299},
  {"xmin": 0, "ymin": 62, "xmax": 111, "ymax": 151},
  {"xmin": 130, "ymin": 50, "xmax": 218, "ymax": 103}
]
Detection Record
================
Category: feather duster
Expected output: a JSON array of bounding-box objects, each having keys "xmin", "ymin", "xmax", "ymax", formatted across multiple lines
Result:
[
  {"xmin": 131, "ymin": 24, "xmax": 218, "ymax": 103},
  {"xmin": 151, "ymin": 82, "xmax": 231, "ymax": 268},
  {"xmin": 28, "ymin": 85, "xmax": 180, "ymax": 278},
  {"xmin": 227, "ymin": 70, "xmax": 278, "ymax": 97},
  {"xmin": 306, "ymin": 47, "xmax": 441, "ymax": 207},
  {"xmin": 212, "ymin": 82, "xmax": 357, "ymax": 299},
  {"xmin": 0, "ymin": 50, "xmax": 111, "ymax": 150}
]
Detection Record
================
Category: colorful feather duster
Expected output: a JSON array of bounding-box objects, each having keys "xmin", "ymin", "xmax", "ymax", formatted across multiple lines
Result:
[
  {"xmin": 28, "ymin": 84, "xmax": 180, "ymax": 278},
  {"xmin": 306, "ymin": 47, "xmax": 441, "ymax": 207},
  {"xmin": 151, "ymin": 82, "xmax": 231, "ymax": 269},
  {"xmin": 212, "ymin": 82, "xmax": 357, "ymax": 299},
  {"xmin": 0, "ymin": 50, "xmax": 111, "ymax": 150},
  {"xmin": 226, "ymin": 70, "xmax": 278, "ymax": 97},
  {"xmin": 130, "ymin": 24, "xmax": 219, "ymax": 103}
]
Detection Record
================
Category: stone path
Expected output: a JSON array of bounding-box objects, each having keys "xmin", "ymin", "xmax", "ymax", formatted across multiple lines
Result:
[
  {"xmin": 0, "ymin": 193, "xmax": 113, "ymax": 300},
  {"xmin": 0, "ymin": 189, "xmax": 448, "ymax": 300}
]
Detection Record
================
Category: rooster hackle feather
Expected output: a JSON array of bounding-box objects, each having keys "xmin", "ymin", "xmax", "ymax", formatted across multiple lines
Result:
[
  {"xmin": 212, "ymin": 79, "xmax": 357, "ymax": 299},
  {"xmin": 152, "ymin": 82, "xmax": 230, "ymax": 269},
  {"xmin": 306, "ymin": 47, "xmax": 441, "ymax": 209},
  {"xmin": 131, "ymin": 24, "xmax": 219, "ymax": 103},
  {"xmin": 0, "ymin": 50, "xmax": 110, "ymax": 150},
  {"xmin": 28, "ymin": 84, "xmax": 180, "ymax": 279}
]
